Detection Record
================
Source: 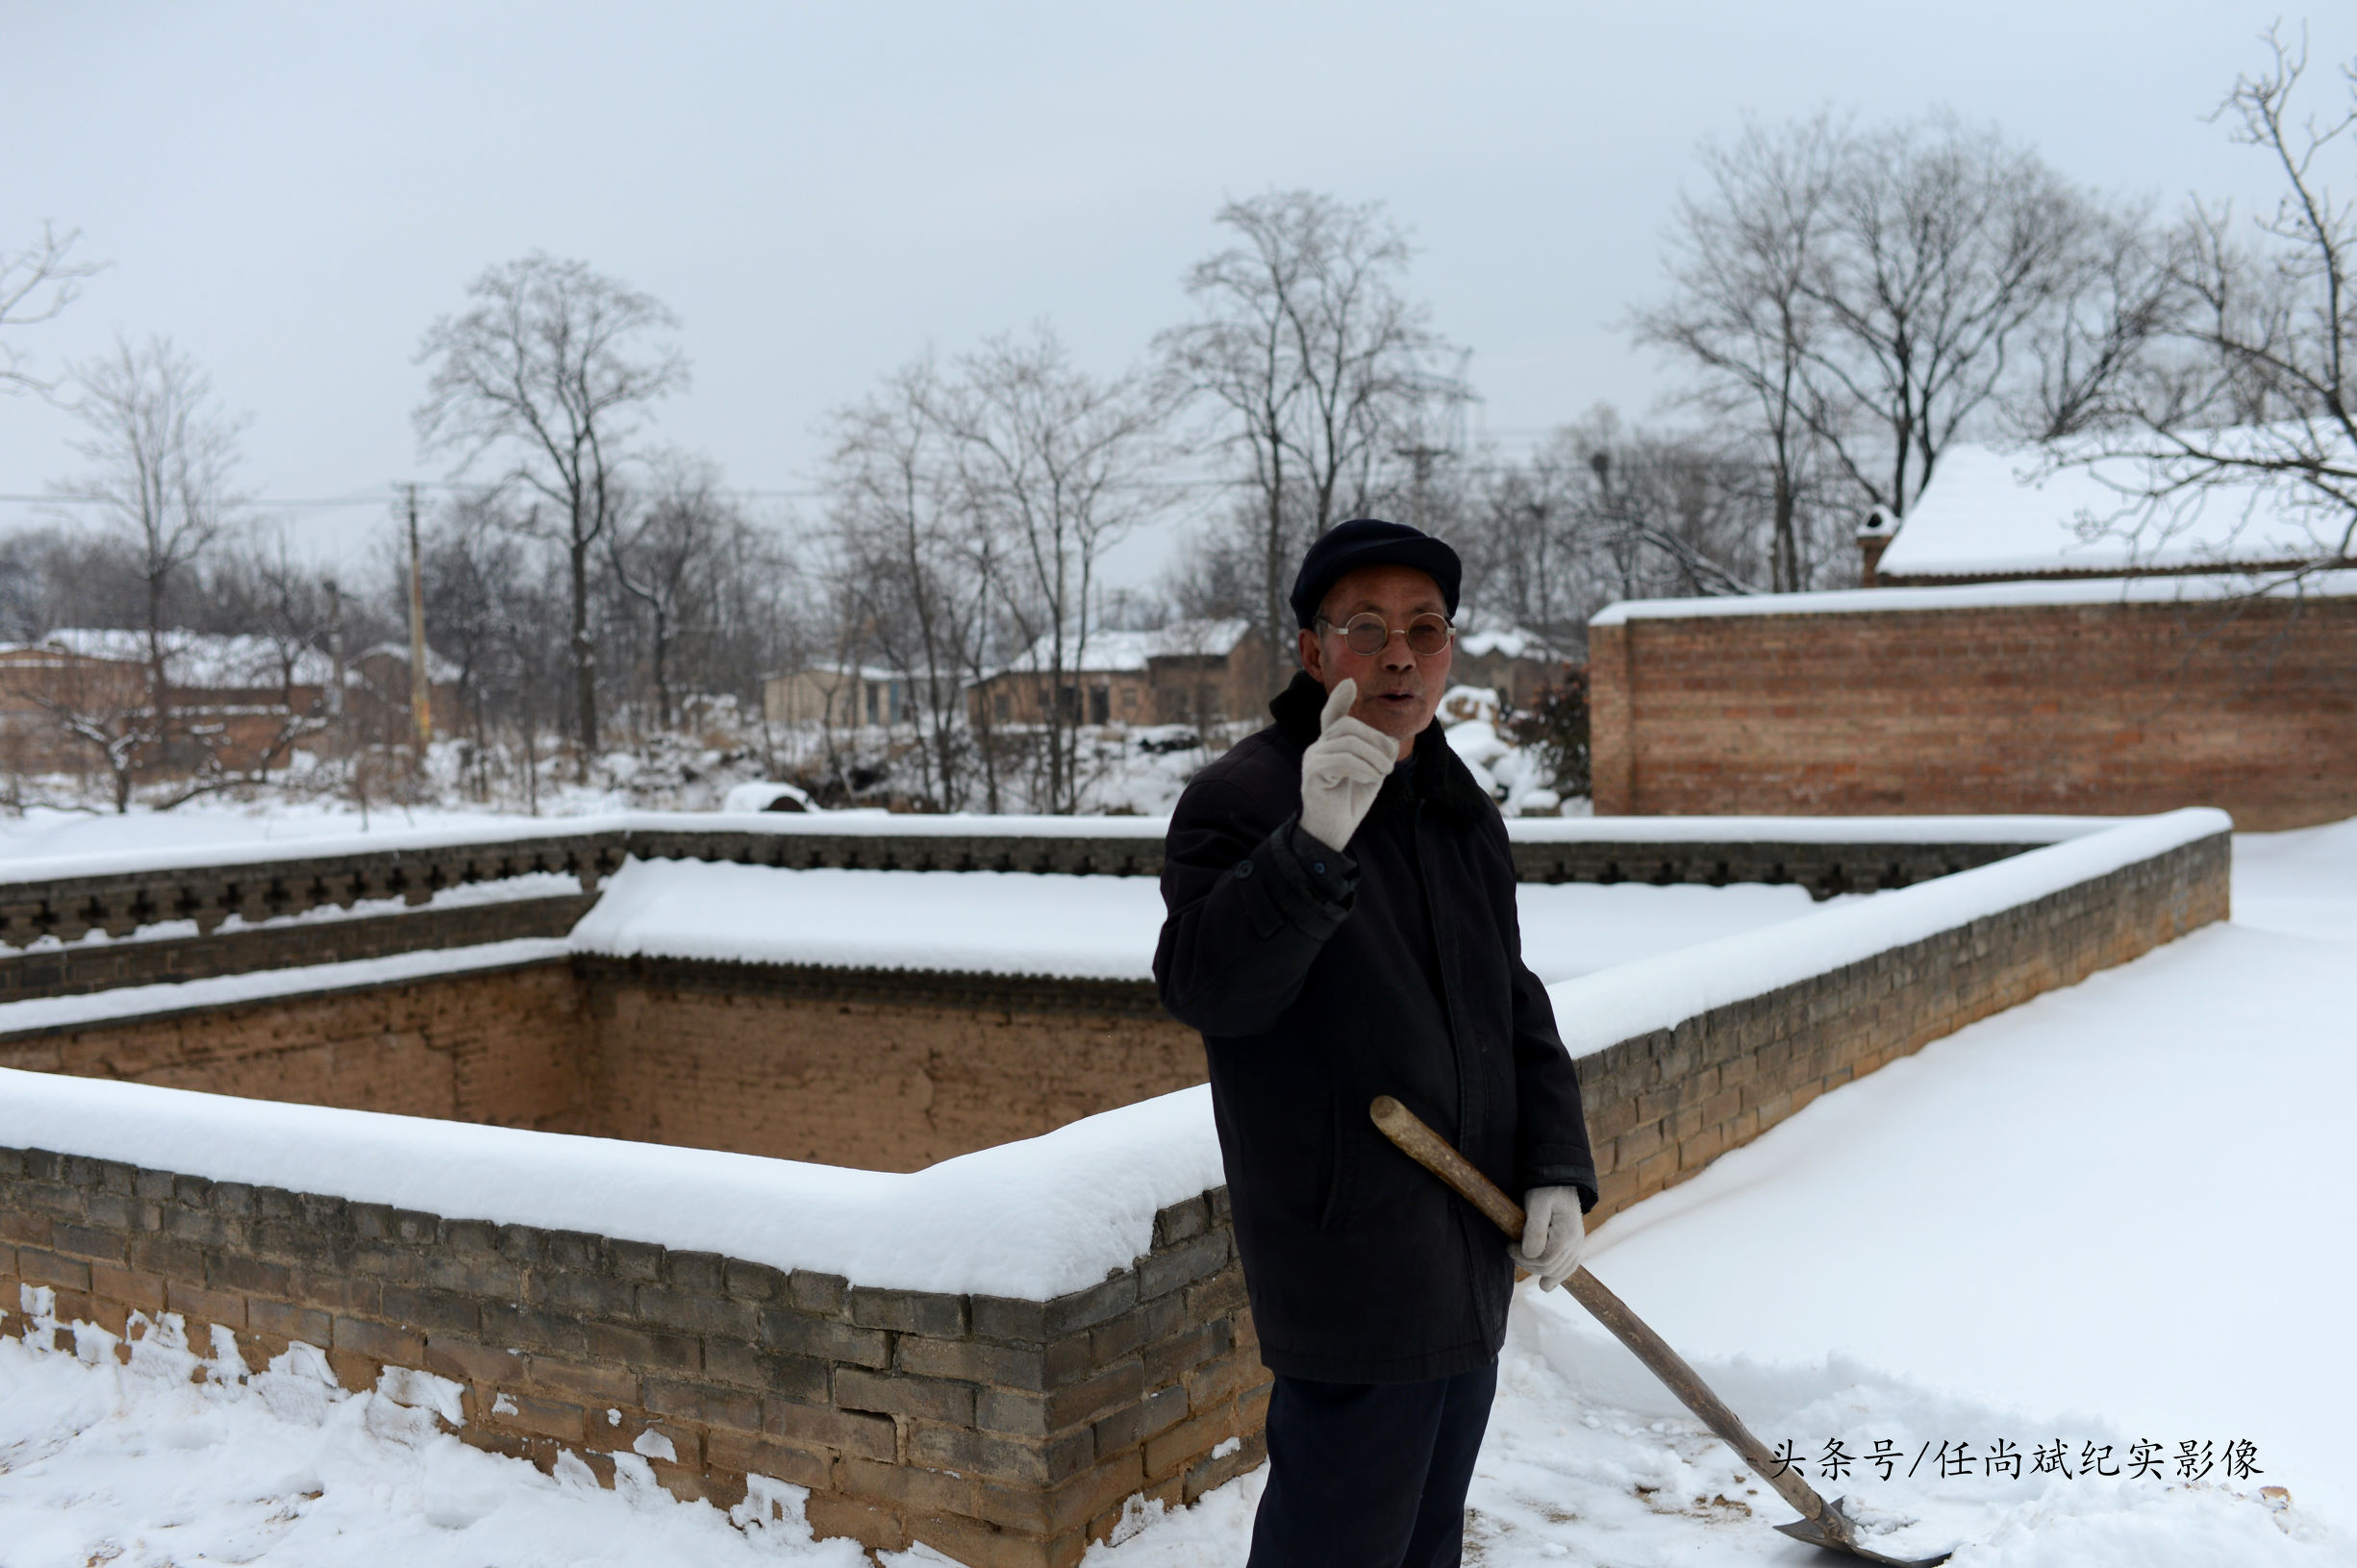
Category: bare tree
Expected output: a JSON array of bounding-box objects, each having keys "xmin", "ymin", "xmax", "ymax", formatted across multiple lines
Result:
[
  {"xmin": 1158, "ymin": 191, "xmax": 1467, "ymax": 679},
  {"xmin": 1634, "ymin": 116, "xmax": 1842, "ymax": 590},
  {"xmin": 1801, "ymin": 116, "xmax": 2106, "ymax": 517},
  {"xmin": 2059, "ymin": 30, "xmax": 2357, "ymax": 578},
  {"xmin": 1643, "ymin": 113, "xmax": 2135, "ymax": 536},
  {"xmin": 940, "ymin": 327, "xmax": 1171, "ymax": 814},
  {"xmin": 821, "ymin": 357, "xmax": 998, "ymax": 810},
  {"xmin": 414, "ymin": 253, "xmax": 688, "ymax": 775},
  {"xmin": 1452, "ymin": 409, "xmax": 1777, "ymax": 634},
  {"xmin": 2019, "ymin": 203, "xmax": 2183, "ymax": 442},
  {"xmin": 1, "ymin": 222, "xmax": 103, "ymax": 394},
  {"xmin": 49, "ymin": 336, "xmax": 248, "ymax": 773},
  {"xmin": 607, "ymin": 452, "xmax": 732, "ymax": 734}
]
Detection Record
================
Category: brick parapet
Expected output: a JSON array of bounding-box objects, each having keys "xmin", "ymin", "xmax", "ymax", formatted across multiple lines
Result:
[
  {"xmin": 0, "ymin": 1152, "xmax": 1260, "ymax": 1568},
  {"xmin": 0, "ymin": 825, "xmax": 2070, "ymax": 1006},
  {"xmin": 0, "ymin": 895, "xmax": 592, "ymax": 1006}
]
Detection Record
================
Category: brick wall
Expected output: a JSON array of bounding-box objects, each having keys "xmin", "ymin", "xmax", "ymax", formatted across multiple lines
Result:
[
  {"xmin": 1590, "ymin": 594, "xmax": 2357, "ymax": 829},
  {"xmin": 1575, "ymin": 829, "xmax": 2228, "ymax": 1221},
  {"xmin": 0, "ymin": 1153, "xmax": 1261, "ymax": 1568},
  {"xmin": 576, "ymin": 959, "xmax": 1203, "ymax": 1171},
  {"xmin": 0, "ymin": 958, "xmax": 1204, "ymax": 1174},
  {"xmin": 0, "ymin": 961, "xmax": 586, "ymax": 1130}
]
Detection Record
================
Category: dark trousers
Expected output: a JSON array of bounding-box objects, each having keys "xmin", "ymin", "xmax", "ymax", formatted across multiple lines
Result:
[{"xmin": 1245, "ymin": 1360, "xmax": 1497, "ymax": 1568}]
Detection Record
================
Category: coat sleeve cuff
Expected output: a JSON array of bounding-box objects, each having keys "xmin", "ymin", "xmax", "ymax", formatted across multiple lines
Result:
[
  {"xmin": 1283, "ymin": 818, "xmax": 1358, "ymax": 905},
  {"xmin": 1246, "ymin": 813, "xmax": 1355, "ymax": 934},
  {"xmin": 1524, "ymin": 1161, "xmax": 1599, "ymax": 1212}
]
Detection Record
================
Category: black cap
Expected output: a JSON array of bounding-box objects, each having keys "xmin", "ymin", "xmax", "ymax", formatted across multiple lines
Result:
[{"xmin": 1289, "ymin": 518, "xmax": 1462, "ymax": 629}]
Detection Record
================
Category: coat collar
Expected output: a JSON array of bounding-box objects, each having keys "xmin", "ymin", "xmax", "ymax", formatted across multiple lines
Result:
[{"xmin": 1266, "ymin": 670, "xmax": 1497, "ymax": 825}]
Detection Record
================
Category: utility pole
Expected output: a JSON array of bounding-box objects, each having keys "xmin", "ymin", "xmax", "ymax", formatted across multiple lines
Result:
[
  {"xmin": 406, "ymin": 484, "xmax": 432, "ymax": 751},
  {"xmin": 325, "ymin": 576, "xmax": 346, "ymax": 754},
  {"xmin": 1393, "ymin": 442, "xmax": 1449, "ymax": 535},
  {"xmin": 1592, "ymin": 450, "xmax": 1634, "ymax": 603}
]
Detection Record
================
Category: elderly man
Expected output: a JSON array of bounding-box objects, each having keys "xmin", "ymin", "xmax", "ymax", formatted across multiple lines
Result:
[{"xmin": 1155, "ymin": 518, "xmax": 1598, "ymax": 1568}]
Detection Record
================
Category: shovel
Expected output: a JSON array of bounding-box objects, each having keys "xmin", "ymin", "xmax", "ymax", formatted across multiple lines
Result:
[{"xmin": 1369, "ymin": 1096, "xmax": 1953, "ymax": 1566}]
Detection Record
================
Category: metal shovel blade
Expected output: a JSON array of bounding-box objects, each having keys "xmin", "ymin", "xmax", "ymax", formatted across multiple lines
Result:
[{"xmin": 1772, "ymin": 1498, "xmax": 1954, "ymax": 1565}]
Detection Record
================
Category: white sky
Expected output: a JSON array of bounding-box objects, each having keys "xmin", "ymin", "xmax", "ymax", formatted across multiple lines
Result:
[{"xmin": 4, "ymin": 2, "xmax": 2349, "ymax": 590}]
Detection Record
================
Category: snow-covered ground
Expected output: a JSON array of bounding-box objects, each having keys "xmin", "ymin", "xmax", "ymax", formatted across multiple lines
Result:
[{"xmin": 3, "ymin": 819, "xmax": 2349, "ymax": 1564}]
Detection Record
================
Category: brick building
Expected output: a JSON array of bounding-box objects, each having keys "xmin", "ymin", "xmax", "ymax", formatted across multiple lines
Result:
[
  {"xmin": 1449, "ymin": 625, "xmax": 1580, "ymax": 711},
  {"xmin": 965, "ymin": 619, "xmax": 1263, "ymax": 733},
  {"xmin": 0, "ymin": 629, "xmax": 463, "ymax": 784},
  {"xmin": 1592, "ymin": 444, "xmax": 2357, "ymax": 829}
]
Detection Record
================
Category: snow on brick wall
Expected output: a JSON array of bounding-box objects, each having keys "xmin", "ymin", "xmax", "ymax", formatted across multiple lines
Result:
[
  {"xmin": 1590, "ymin": 587, "xmax": 2357, "ymax": 829},
  {"xmin": 0, "ymin": 1135, "xmax": 1264, "ymax": 1567},
  {"xmin": 0, "ymin": 812, "xmax": 2232, "ymax": 1563}
]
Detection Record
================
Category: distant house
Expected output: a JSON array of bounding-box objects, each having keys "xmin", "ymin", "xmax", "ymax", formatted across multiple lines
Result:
[
  {"xmin": 0, "ymin": 629, "xmax": 463, "ymax": 784},
  {"xmin": 761, "ymin": 665, "xmax": 924, "ymax": 730},
  {"xmin": 1448, "ymin": 625, "xmax": 1580, "ymax": 711},
  {"xmin": 965, "ymin": 618, "xmax": 1264, "ymax": 733}
]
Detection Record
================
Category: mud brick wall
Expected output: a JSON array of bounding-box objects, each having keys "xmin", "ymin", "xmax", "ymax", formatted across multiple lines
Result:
[
  {"xmin": 1575, "ymin": 829, "xmax": 2229, "ymax": 1222},
  {"xmin": 575, "ymin": 959, "xmax": 1203, "ymax": 1171},
  {"xmin": 0, "ymin": 961, "xmax": 587, "ymax": 1131},
  {"xmin": 0, "ymin": 1152, "xmax": 1263, "ymax": 1568},
  {"xmin": 1589, "ymin": 593, "xmax": 2357, "ymax": 829}
]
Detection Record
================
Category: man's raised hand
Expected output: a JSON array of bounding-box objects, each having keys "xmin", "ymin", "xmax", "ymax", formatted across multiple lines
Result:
[{"xmin": 1298, "ymin": 679, "xmax": 1398, "ymax": 853}]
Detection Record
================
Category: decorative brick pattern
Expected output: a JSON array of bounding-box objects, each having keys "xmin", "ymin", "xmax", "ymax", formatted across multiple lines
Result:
[
  {"xmin": 0, "ymin": 1156, "xmax": 1261, "ymax": 1568},
  {"xmin": 0, "ymin": 825, "xmax": 2077, "ymax": 1005},
  {"xmin": 1589, "ymin": 594, "xmax": 2357, "ymax": 830},
  {"xmin": 0, "ymin": 895, "xmax": 592, "ymax": 1005}
]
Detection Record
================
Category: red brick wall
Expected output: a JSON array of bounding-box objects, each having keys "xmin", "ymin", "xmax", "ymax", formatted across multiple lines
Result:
[{"xmin": 1590, "ymin": 594, "xmax": 2357, "ymax": 828}]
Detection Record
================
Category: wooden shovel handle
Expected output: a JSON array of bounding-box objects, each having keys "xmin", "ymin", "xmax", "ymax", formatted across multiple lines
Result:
[{"xmin": 1367, "ymin": 1095, "xmax": 1836, "ymax": 1530}]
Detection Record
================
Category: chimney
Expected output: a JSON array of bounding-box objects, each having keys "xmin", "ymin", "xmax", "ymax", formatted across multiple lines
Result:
[{"xmin": 1857, "ymin": 507, "xmax": 1898, "ymax": 586}]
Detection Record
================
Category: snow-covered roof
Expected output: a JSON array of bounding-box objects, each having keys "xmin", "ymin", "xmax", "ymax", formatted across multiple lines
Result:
[
  {"xmin": 354, "ymin": 640, "xmax": 464, "ymax": 686},
  {"xmin": 990, "ymin": 617, "xmax": 1251, "ymax": 678},
  {"xmin": 1455, "ymin": 624, "xmax": 1573, "ymax": 660},
  {"xmin": 1875, "ymin": 436, "xmax": 2353, "ymax": 582},
  {"xmin": 29, "ymin": 629, "xmax": 339, "ymax": 688},
  {"xmin": 766, "ymin": 663, "xmax": 907, "ymax": 685}
]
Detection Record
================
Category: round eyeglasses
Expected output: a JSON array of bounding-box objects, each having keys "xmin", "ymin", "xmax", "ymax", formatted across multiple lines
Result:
[{"xmin": 1317, "ymin": 611, "xmax": 1454, "ymax": 658}]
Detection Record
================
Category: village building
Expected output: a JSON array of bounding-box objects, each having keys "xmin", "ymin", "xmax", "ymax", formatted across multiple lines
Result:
[
  {"xmin": 1591, "ymin": 441, "xmax": 2357, "ymax": 830},
  {"xmin": 1449, "ymin": 624, "xmax": 1581, "ymax": 710},
  {"xmin": 964, "ymin": 618, "xmax": 1264, "ymax": 733},
  {"xmin": 761, "ymin": 664, "xmax": 916, "ymax": 730},
  {"xmin": 0, "ymin": 629, "xmax": 464, "ymax": 786}
]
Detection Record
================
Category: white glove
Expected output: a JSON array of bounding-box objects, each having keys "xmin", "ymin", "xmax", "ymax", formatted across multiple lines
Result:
[
  {"xmin": 1510, "ymin": 1186, "xmax": 1588, "ymax": 1290},
  {"xmin": 1298, "ymin": 679, "xmax": 1399, "ymax": 853}
]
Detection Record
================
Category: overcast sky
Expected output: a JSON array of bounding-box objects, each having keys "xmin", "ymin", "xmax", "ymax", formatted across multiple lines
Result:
[{"xmin": 5, "ymin": 2, "xmax": 2349, "ymax": 588}]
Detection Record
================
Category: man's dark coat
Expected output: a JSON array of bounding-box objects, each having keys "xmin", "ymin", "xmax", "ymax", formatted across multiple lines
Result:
[{"xmin": 1154, "ymin": 673, "xmax": 1597, "ymax": 1383}]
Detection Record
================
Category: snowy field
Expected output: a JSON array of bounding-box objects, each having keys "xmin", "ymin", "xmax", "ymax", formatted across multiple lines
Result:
[{"xmin": 3, "ymin": 819, "xmax": 2349, "ymax": 1564}]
